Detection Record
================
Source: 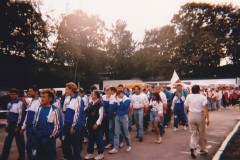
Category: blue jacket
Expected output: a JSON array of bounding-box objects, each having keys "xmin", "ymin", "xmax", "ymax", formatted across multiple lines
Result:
[
  {"xmin": 34, "ymin": 105, "xmax": 63, "ymax": 138},
  {"xmin": 102, "ymin": 95, "xmax": 110, "ymax": 117},
  {"xmin": 116, "ymin": 96, "xmax": 130, "ymax": 116},
  {"xmin": 64, "ymin": 94, "xmax": 85, "ymax": 131}
]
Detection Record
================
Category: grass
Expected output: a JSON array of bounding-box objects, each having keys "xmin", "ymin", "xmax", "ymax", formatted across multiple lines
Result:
[{"xmin": 220, "ymin": 126, "xmax": 240, "ymax": 160}]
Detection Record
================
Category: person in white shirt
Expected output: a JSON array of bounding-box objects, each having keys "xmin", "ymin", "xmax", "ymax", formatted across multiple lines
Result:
[
  {"xmin": 149, "ymin": 92, "xmax": 163, "ymax": 144},
  {"xmin": 130, "ymin": 86, "xmax": 148, "ymax": 142},
  {"xmin": 184, "ymin": 85, "xmax": 210, "ymax": 159}
]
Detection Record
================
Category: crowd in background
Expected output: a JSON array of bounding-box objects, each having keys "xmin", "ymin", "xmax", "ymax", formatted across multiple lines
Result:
[{"xmin": 0, "ymin": 82, "xmax": 240, "ymax": 160}]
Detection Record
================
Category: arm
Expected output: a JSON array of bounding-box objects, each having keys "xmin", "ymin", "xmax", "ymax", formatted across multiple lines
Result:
[
  {"xmin": 50, "ymin": 110, "xmax": 60, "ymax": 138},
  {"xmin": 96, "ymin": 106, "xmax": 104, "ymax": 126},
  {"xmin": 17, "ymin": 102, "xmax": 23, "ymax": 127},
  {"xmin": 203, "ymin": 104, "xmax": 209, "ymax": 126}
]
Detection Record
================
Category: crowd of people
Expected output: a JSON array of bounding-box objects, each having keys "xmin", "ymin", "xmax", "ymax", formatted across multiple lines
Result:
[{"xmin": 0, "ymin": 82, "xmax": 240, "ymax": 160}]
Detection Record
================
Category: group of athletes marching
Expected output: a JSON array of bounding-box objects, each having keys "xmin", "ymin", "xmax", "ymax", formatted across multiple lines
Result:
[{"xmin": 2, "ymin": 82, "xmax": 238, "ymax": 160}]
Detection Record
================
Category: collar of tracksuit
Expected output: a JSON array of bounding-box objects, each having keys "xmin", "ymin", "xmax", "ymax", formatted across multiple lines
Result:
[{"xmin": 10, "ymin": 99, "xmax": 20, "ymax": 104}]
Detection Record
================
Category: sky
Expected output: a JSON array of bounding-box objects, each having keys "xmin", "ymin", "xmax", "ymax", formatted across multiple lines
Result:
[{"xmin": 40, "ymin": 0, "xmax": 240, "ymax": 41}]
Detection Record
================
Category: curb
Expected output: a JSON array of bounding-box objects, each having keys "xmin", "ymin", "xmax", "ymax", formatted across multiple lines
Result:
[{"xmin": 212, "ymin": 120, "xmax": 240, "ymax": 160}]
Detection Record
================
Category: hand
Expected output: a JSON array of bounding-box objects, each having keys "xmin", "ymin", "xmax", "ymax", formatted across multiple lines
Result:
[
  {"xmin": 14, "ymin": 127, "xmax": 20, "ymax": 133},
  {"xmin": 70, "ymin": 128, "xmax": 75, "ymax": 135},
  {"xmin": 20, "ymin": 129, "xmax": 25, "ymax": 135},
  {"xmin": 93, "ymin": 124, "xmax": 98, "ymax": 130}
]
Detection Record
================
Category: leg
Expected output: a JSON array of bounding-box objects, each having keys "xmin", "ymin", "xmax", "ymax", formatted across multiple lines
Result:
[
  {"xmin": 128, "ymin": 111, "xmax": 132, "ymax": 130},
  {"xmin": 173, "ymin": 111, "xmax": 179, "ymax": 128},
  {"xmin": 1, "ymin": 130, "xmax": 14, "ymax": 160},
  {"xmin": 26, "ymin": 133, "xmax": 34, "ymax": 160},
  {"xmin": 113, "ymin": 116, "xmax": 121, "ymax": 149},
  {"xmin": 87, "ymin": 129, "xmax": 95, "ymax": 154},
  {"xmin": 109, "ymin": 117, "xmax": 115, "ymax": 146},
  {"xmin": 45, "ymin": 138, "xmax": 57, "ymax": 160},
  {"xmin": 15, "ymin": 131, "xmax": 25, "ymax": 160},
  {"xmin": 121, "ymin": 115, "xmax": 131, "ymax": 147},
  {"xmin": 71, "ymin": 132, "xmax": 81, "ymax": 160},
  {"xmin": 62, "ymin": 129, "xmax": 73, "ymax": 159},
  {"xmin": 188, "ymin": 115, "xmax": 198, "ymax": 149},
  {"xmin": 133, "ymin": 110, "xmax": 139, "ymax": 136},
  {"xmin": 198, "ymin": 115, "xmax": 207, "ymax": 151},
  {"xmin": 103, "ymin": 116, "xmax": 109, "ymax": 145},
  {"xmin": 95, "ymin": 127, "xmax": 104, "ymax": 154},
  {"xmin": 180, "ymin": 110, "xmax": 186, "ymax": 126},
  {"xmin": 138, "ymin": 109, "xmax": 144, "ymax": 138}
]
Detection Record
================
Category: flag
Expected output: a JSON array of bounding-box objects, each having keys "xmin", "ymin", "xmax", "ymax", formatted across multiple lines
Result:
[{"xmin": 170, "ymin": 70, "xmax": 181, "ymax": 84}]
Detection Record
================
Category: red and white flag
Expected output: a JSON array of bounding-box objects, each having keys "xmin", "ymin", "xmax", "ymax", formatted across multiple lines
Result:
[{"xmin": 170, "ymin": 70, "xmax": 181, "ymax": 84}]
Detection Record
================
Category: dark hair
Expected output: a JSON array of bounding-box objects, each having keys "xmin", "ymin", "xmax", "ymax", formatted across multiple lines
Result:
[
  {"xmin": 50, "ymin": 88, "xmax": 56, "ymax": 94},
  {"xmin": 134, "ymin": 85, "xmax": 141, "ymax": 90},
  {"xmin": 29, "ymin": 85, "xmax": 39, "ymax": 92},
  {"xmin": 116, "ymin": 90, "xmax": 124, "ymax": 96},
  {"xmin": 90, "ymin": 85, "xmax": 97, "ymax": 92},
  {"xmin": 93, "ymin": 90, "xmax": 101, "ymax": 98},
  {"xmin": 152, "ymin": 92, "xmax": 162, "ymax": 103},
  {"xmin": 110, "ymin": 87, "xmax": 117, "ymax": 93},
  {"xmin": 192, "ymin": 85, "xmax": 200, "ymax": 94},
  {"xmin": 78, "ymin": 88, "xmax": 84, "ymax": 94},
  {"xmin": 118, "ymin": 84, "xmax": 124, "ymax": 88},
  {"xmin": 41, "ymin": 90, "xmax": 55, "ymax": 104},
  {"xmin": 10, "ymin": 88, "xmax": 20, "ymax": 94}
]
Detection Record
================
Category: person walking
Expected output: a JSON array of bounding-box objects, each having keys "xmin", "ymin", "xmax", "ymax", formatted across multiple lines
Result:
[
  {"xmin": 185, "ymin": 85, "xmax": 209, "ymax": 159},
  {"xmin": 149, "ymin": 92, "xmax": 163, "ymax": 144},
  {"xmin": 109, "ymin": 90, "xmax": 132, "ymax": 154},
  {"xmin": 84, "ymin": 90, "xmax": 104, "ymax": 160},
  {"xmin": 1, "ymin": 88, "xmax": 25, "ymax": 160},
  {"xmin": 62, "ymin": 82, "xmax": 85, "ymax": 160},
  {"xmin": 32, "ymin": 90, "xmax": 63, "ymax": 160},
  {"xmin": 21, "ymin": 85, "xmax": 41, "ymax": 160}
]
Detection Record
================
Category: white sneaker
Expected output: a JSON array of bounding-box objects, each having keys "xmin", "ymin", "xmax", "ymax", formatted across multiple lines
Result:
[
  {"xmin": 94, "ymin": 144, "xmax": 97, "ymax": 149},
  {"xmin": 94, "ymin": 154, "xmax": 104, "ymax": 160},
  {"xmin": 85, "ymin": 154, "xmax": 94, "ymax": 160},
  {"xmin": 173, "ymin": 127, "xmax": 177, "ymax": 132},
  {"xmin": 119, "ymin": 142, "xmax": 124, "ymax": 148},
  {"xmin": 109, "ymin": 148, "xmax": 118, "ymax": 154},
  {"xmin": 84, "ymin": 137, "xmax": 88, "ymax": 143},
  {"xmin": 105, "ymin": 144, "xmax": 112, "ymax": 149},
  {"xmin": 126, "ymin": 146, "xmax": 131, "ymax": 152},
  {"xmin": 183, "ymin": 126, "xmax": 187, "ymax": 130}
]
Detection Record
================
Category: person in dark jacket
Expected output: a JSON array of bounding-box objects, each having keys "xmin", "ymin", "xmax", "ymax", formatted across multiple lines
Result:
[
  {"xmin": 1, "ymin": 88, "xmax": 26, "ymax": 160},
  {"xmin": 84, "ymin": 90, "xmax": 104, "ymax": 160}
]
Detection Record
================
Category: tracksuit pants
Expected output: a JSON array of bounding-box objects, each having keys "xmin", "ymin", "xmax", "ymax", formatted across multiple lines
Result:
[
  {"xmin": 174, "ymin": 110, "xmax": 186, "ymax": 128},
  {"xmin": 32, "ymin": 137, "xmax": 56, "ymax": 160},
  {"xmin": 62, "ymin": 124, "xmax": 82, "ymax": 160},
  {"xmin": 1, "ymin": 124, "xmax": 25, "ymax": 160},
  {"xmin": 87, "ymin": 127, "xmax": 104, "ymax": 154}
]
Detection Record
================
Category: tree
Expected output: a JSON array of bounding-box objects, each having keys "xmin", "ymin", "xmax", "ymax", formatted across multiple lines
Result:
[
  {"xmin": 54, "ymin": 10, "xmax": 107, "ymax": 84},
  {"xmin": 107, "ymin": 20, "xmax": 136, "ymax": 79}
]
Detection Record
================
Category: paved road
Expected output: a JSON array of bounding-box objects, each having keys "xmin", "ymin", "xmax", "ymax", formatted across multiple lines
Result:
[{"xmin": 0, "ymin": 107, "xmax": 239, "ymax": 160}]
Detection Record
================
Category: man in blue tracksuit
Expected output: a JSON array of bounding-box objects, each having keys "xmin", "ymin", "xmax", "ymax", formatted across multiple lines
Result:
[
  {"xmin": 171, "ymin": 84, "xmax": 187, "ymax": 132},
  {"xmin": 1, "ymin": 88, "xmax": 26, "ymax": 160},
  {"xmin": 21, "ymin": 85, "xmax": 41, "ymax": 160},
  {"xmin": 32, "ymin": 90, "xmax": 63, "ymax": 160},
  {"xmin": 62, "ymin": 82, "xmax": 85, "ymax": 160}
]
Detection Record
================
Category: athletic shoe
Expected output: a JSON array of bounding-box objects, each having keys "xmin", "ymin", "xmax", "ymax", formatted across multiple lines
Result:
[
  {"xmin": 84, "ymin": 154, "xmax": 94, "ymax": 160},
  {"xmin": 109, "ymin": 148, "xmax": 118, "ymax": 154},
  {"xmin": 190, "ymin": 148, "xmax": 196, "ymax": 159},
  {"xmin": 105, "ymin": 144, "xmax": 112, "ymax": 149},
  {"xmin": 173, "ymin": 127, "xmax": 178, "ymax": 132},
  {"xmin": 84, "ymin": 137, "xmax": 88, "ymax": 143},
  {"xmin": 94, "ymin": 144, "xmax": 97, "ymax": 149},
  {"xmin": 199, "ymin": 150, "xmax": 208, "ymax": 155},
  {"xmin": 126, "ymin": 146, "xmax": 131, "ymax": 152},
  {"xmin": 164, "ymin": 125, "xmax": 168, "ymax": 128},
  {"xmin": 139, "ymin": 137, "xmax": 143, "ymax": 142},
  {"xmin": 119, "ymin": 142, "xmax": 124, "ymax": 148},
  {"xmin": 94, "ymin": 154, "xmax": 104, "ymax": 160},
  {"xmin": 155, "ymin": 137, "xmax": 162, "ymax": 144}
]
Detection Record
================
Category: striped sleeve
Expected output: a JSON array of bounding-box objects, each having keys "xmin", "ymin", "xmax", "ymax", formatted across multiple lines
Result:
[
  {"xmin": 50, "ymin": 110, "xmax": 60, "ymax": 138},
  {"xmin": 17, "ymin": 102, "xmax": 23, "ymax": 126},
  {"xmin": 72, "ymin": 98, "xmax": 80, "ymax": 128}
]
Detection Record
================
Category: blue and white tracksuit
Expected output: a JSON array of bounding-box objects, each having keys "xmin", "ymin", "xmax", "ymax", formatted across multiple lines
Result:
[
  {"xmin": 172, "ymin": 94, "xmax": 186, "ymax": 128},
  {"xmin": 62, "ymin": 94, "xmax": 85, "ymax": 160},
  {"xmin": 22, "ymin": 96, "xmax": 41, "ymax": 160},
  {"xmin": 32, "ymin": 105, "xmax": 63, "ymax": 160},
  {"xmin": 1, "ymin": 99, "xmax": 26, "ymax": 160}
]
